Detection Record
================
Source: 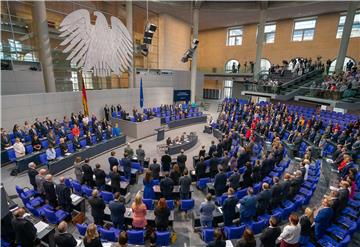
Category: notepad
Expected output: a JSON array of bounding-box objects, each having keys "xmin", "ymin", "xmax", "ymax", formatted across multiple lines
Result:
[
  {"xmin": 35, "ymin": 221, "xmax": 49, "ymax": 233},
  {"xmin": 71, "ymin": 194, "xmax": 82, "ymax": 203},
  {"xmin": 226, "ymin": 240, "xmax": 234, "ymax": 247}
]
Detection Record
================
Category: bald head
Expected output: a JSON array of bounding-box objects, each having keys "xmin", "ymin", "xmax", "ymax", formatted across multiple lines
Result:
[
  {"xmin": 59, "ymin": 177, "xmax": 65, "ymax": 183},
  {"xmin": 39, "ymin": 169, "xmax": 47, "ymax": 176},
  {"xmin": 58, "ymin": 221, "xmax": 68, "ymax": 233},
  {"xmin": 45, "ymin": 174, "xmax": 52, "ymax": 181}
]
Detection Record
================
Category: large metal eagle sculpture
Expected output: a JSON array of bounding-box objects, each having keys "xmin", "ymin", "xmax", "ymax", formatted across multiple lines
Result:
[{"xmin": 59, "ymin": 9, "xmax": 133, "ymax": 77}]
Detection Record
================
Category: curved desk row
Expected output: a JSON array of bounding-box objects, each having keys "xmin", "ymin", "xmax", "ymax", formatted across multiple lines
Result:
[
  {"xmin": 167, "ymin": 115, "xmax": 207, "ymax": 129},
  {"xmin": 167, "ymin": 135, "xmax": 198, "ymax": 155}
]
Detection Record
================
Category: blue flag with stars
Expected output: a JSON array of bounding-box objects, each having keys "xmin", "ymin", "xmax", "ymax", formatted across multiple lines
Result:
[{"xmin": 140, "ymin": 77, "xmax": 144, "ymax": 108}]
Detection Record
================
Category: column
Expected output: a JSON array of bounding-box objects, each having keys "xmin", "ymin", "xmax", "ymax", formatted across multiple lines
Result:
[
  {"xmin": 190, "ymin": 5, "xmax": 199, "ymax": 103},
  {"xmin": 32, "ymin": 1, "xmax": 56, "ymax": 92},
  {"xmin": 254, "ymin": 9, "xmax": 266, "ymax": 80},
  {"xmin": 126, "ymin": 0, "xmax": 135, "ymax": 88},
  {"xmin": 335, "ymin": 1, "xmax": 357, "ymax": 74}
]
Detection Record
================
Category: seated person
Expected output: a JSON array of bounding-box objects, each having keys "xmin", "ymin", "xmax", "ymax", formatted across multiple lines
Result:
[
  {"xmin": 1, "ymin": 129, "xmax": 12, "ymax": 149},
  {"xmin": 13, "ymin": 138, "xmax": 26, "ymax": 158},
  {"xmin": 85, "ymin": 131, "xmax": 93, "ymax": 146},
  {"xmin": 47, "ymin": 129, "xmax": 56, "ymax": 147},
  {"xmin": 95, "ymin": 125, "xmax": 103, "ymax": 142},
  {"xmin": 72, "ymin": 135, "xmax": 81, "ymax": 150},
  {"xmin": 46, "ymin": 144, "xmax": 56, "ymax": 162},
  {"xmin": 106, "ymin": 125, "xmax": 113, "ymax": 139},
  {"xmin": 32, "ymin": 134, "xmax": 42, "ymax": 152},
  {"xmin": 59, "ymin": 138, "xmax": 69, "ymax": 155}
]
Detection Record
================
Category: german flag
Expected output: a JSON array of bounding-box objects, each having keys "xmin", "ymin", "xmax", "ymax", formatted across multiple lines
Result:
[{"xmin": 81, "ymin": 77, "xmax": 89, "ymax": 117}]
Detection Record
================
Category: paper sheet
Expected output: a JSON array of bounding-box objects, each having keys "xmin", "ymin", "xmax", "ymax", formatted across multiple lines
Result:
[{"xmin": 35, "ymin": 221, "xmax": 49, "ymax": 233}]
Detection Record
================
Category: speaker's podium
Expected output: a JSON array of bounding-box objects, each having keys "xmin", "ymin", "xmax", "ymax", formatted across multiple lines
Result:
[{"xmin": 155, "ymin": 127, "xmax": 165, "ymax": 141}]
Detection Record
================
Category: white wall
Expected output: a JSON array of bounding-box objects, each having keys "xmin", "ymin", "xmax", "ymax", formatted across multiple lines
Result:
[
  {"xmin": 1, "ymin": 70, "xmax": 45, "ymax": 95},
  {"xmin": 1, "ymin": 87, "xmax": 173, "ymax": 129}
]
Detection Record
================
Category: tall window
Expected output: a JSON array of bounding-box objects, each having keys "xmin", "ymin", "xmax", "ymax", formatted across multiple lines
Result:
[
  {"xmin": 227, "ymin": 27, "xmax": 243, "ymax": 46},
  {"xmin": 292, "ymin": 18, "xmax": 317, "ymax": 41},
  {"xmin": 264, "ymin": 24, "xmax": 276, "ymax": 43},
  {"xmin": 225, "ymin": 59, "xmax": 239, "ymax": 73},
  {"xmin": 224, "ymin": 80, "xmax": 233, "ymax": 98},
  {"xmin": 261, "ymin": 58, "xmax": 271, "ymax": 72},
  {"xmin": 336, "ymin": 12, "xmax": 360, "ymax": 38},
  {"xmin": 8, "ymin": 39, "xmax": 22, "ymax": 59},
  {"xmin": 0, "ymin": 43, "xmax": 4, "ymax": 59},
  {"xmin": 329, "ymin": 57, "xmax": 356, "ymax": 75}
]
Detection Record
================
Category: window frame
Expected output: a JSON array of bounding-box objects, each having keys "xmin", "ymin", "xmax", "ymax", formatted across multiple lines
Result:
[
  {"xmin": 264, "ymin": 23, "xmax": 277, "ymax": 44},
  {"xmin": 292, "ymin": 17, "xmax": 317, "ymax": 42},
  {"xmin": 336, "ymin": 11, "xmax": 360, "ymax": 39},
  {"xmin": 226, "ymin": 27, "xmax": 243, "ymax": 46}
]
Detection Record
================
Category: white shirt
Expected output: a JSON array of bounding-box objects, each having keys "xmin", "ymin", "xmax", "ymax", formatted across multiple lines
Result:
[
  {"xmin": 13, "ymin": 142, "xmax": 25, "ymax": 158},
  {"xmin": 46, "ymin": 148, "xmax": 56, "ymax": 160},
  {"xmin": 278, "ymin": 224, "xmax": 301, "ymax": 244},
  {"xmin": 304, "ymin": 164, "xmax": 310, "ymax": 180}
]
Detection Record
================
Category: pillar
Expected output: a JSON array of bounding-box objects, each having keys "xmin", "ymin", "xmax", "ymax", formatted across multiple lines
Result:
[
  {"xmin": 32, "ymin": 1, "xmax": 56, "ymax": 92},
  {"xmin": 190, "ymin": 5, "xmax": 199, "ymax": 103},
  {"xmin": 126, "ymin": 0, "xmax": 135, "ymax": 88},
  {"xmin": 335, "ymin": 1, "xmax": 357, "ymax": 74},
  {"xmin": 254, "ymin": 9, "xmax": 266, "ymax": 80}
]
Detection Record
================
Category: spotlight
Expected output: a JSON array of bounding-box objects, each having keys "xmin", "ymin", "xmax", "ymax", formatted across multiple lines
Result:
[
  {"xmin": 140, "ymin": 23, "xmax": 157, "ymax": 57},
  {"xmin": 181, "ymin": 40, "xmax": 199, "ymax": 63},
  {"xmin": 140, "ymin": 44, "xmax": 149, "ymax": 57}
]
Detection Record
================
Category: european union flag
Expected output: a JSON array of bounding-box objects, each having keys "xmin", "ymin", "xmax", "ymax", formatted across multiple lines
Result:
[{"xmin": 140, "ymin": 77, "xmax": 144, "ymax": 108}]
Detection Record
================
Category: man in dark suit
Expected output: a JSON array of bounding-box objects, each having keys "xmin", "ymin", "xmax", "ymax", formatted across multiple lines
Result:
[
  {"xmin": 315, "ymin": 198, "xmax": 334, "ymax": 239},
  {"xmin": 54, "ymin": 221, "xmax": 77, "ymax": 247},
  {"xmin": 239, "ymin": 187, "xmax": 257, "ymax": 222},
  {"xmin": 222, "ymin": 188, "xmax": 238, "ymax": 226},
  {"xmin": 108, "ymin": 151, "xmax": 119, "ymax": 171},
  {"xmin": 209, "ymin": 153, "xmax": 219, "ymax": 178},
  {"xmin": 229, "ymin": 168, "xmax": 240, "ymax": 190},
  {"xmin": 88, "ymin": 189, "xmax": 106, "ymax": 225},
  {"xmin": 160, "ymin": 172, "xmax": 174, "ymax": 199},
  {"xmin": 256, "ymin": 183, "xmax": 271, "ymax": 216},
  {"xmin": 93, "ymin": 164, "xmax": 106, "ymax": 190},
  {"xmin": 214, "ymin": 167, "xmax": 227, "ymax": 197},
  {"xmin": 82, "ymin": 158, "xmax": 94, "ymax": 187},
  {"xmin": 221, "ymin": 151, "xmax": 230, "ymax": 171},
  {"xmin": 260, "ymin": 216, "xmax": 281, "ymax": 247},
  {"xmin": 270, "ymin": 177, "xmax": 282, "ymax": 209},
  {"xmin": 237, "ymin": 147, "xmax": 250, "ymax": 168},
  {"xmin": 198, "ymin": 145, "xmax": 206, "ymax": 158},
  {"xmin": 329, "ymin": 190, "xmax": 341, "ymax": 221},
  {"xmin": 109, "ymin": 166, "xmax": 121, "ymax": 193},
  {"xmin": 161, "ymin": 151, "xmax": 172, "ymax": 172},
  {"xmin": 338, "ymin": 181, "xmax": 350, "ymax": 212},
  {"xmin": 216, "ymin": 140, "xmax": 223, "ymax": 157},
  {"xmin": 56, "ymin": 177, "xmax": 72, "ymax": 212},
  {"xmin": 27, "ymin": 162, "xmax": 38, "ymax": 191},
  {"xmin": 11, "ymin": 208, "xmax": 37, "ymax": 247},
  {"xmin": 43, "ymin": 174, "xmax": 58, "ymax": 208},
  {"xmin": 150, "ymin": 158, "xmax": 161, "ymax": 180},
  {"xmin": 208, "ymin": 140, "xmax": 217, "ymax": 157},
  {"xmin": 289, "ymin": 171, "xmax": 304, "ymax": 198},
  {"xmin": 195, "ymin": 156, "xmax": 206, "ymax": 179},
  {"xmin": 121, "ymin": 152, "xmax": 132, "ymax": 181},
  {"xmin": 179, "ymin": 169, "xmax": 192, "ymax": 199},
  {"xmin": 281, "ymin": 173, "xmax": 292, "ymax": 200},
  {"xmin": 108, "ymin": 192, "xmax": 126, "ymax": 229},
  {"xmin": 260, "ymin": 154, "xmax": 274, "ymax": 179},
  {"xmin": 177, "ymin": 149, "xmax": 187, "ymax": 174}
]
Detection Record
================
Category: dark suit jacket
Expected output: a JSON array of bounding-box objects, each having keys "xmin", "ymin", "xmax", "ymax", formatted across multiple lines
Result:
[
  {"xmin": 270, "ymin": 183, "xmax": 282, "ymax": 207},
  {"xmin": 208, "ymin": 145, "xmax": 217, "ymax": 157},
  {"xmin": 207, "ymin": 240, "xmax": 226, "ymax": 247},
  {"xmin": 195, "ymin": 161, "xmax": 206, "ymax": 179},
  {"xmin": 338, "ymin": 188, "xmax": 349, "ymax": 210},
  {"xmin": 235, "ymin": 239, "xmax": 256, "ymax": 247},
  {"xmin": 108, "ymin": 200, "xmax": 126, "ymax": 225},
  {"xmin": 55, "ymin": 183, "xmax": 71, "ymax": 210},
  {"xmin": 222, "ymin": 196, "xmax": 238, "ymax": 220},
  {"xmin": 43, "ymin": 180, "xmax": 57, "ymax": 203},
  {"xmin": 315, "ymin": 207, "xmax": 333, "ymax": 238},
  {"xmin": 229, "ymin": 172, "xmax": 240, "ymax": 190},
  {"xmin": 161, "ymin": 154, "xmax": 172, "ymax": 172},
  {"xmin": 256, "ymin": 189, "xmax": 271, "ymax": 213},
  {"xmin": 54, "ymin": 232, "xmax": 77, "ymax": 247},
  {"xmin": 281, "ymin": 179, "xmax": 291, "ymax": 199},
  {"xmin": 199, "ymin": 149, "xmax": 206, "ymax": 158},
  {"xmin": 83, "ymin": 237, "xmax": 102, "ymax": 247},
  {"xmin": 121, "ymin": 157, "xmax": 132, "ymax": 174},
  {"xmin": 237, "ymin": 152, "xmax": 250, "ymax": 168},
  {"xmin": 160, "ymin": 177, "xmax": 174, "ymax": 197},
  {"xmin": 82, "ymin": 163, "xmax": 94, "ymax": 181},
  {"xmin": 259, "ymin": 226, "xmax": 281, "ymax": 247},
  {"xmin": 214, "ymin": 172, "xmax": 227, "ymax": 196},
  {"xmin": 154, "ymin": 207, "xmax": 171, "ymax": 228},
  {"xmin": 239, "ymin": 195, "xmax": 257, "ymax": 219},
  {"xmin": 108, "ymin": 156, "xmax": 119, "ymax": 170},
  {"xmin": 109, "ymin": 171, "xmax": 121, "ymax": 190},
  {"xmin": 12, "ymin": 217, "xmax": 37, "ymax": 246},
  {"xmin": 88, "ymin": 197, "xmax": 106, "ymax": 219},
  {"xmin": 93, "ymin": 168, "xmax": 106, "ymax": 187},
  {"xmin": 209, "ymin": 157, "xmax": 219, "ymax": 173},
  {"xmin": 150, "ymin": 163, "xmax": 161, "ymax": 179},
  {"xmin": 27, "ymin": 168, "xmax": 38, "ymax": 188}
]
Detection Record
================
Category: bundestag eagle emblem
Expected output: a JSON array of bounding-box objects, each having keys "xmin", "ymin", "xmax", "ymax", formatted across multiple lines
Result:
[{"xmin": 59, "ymin": 9, "xmax": 133, "ymax": 77}]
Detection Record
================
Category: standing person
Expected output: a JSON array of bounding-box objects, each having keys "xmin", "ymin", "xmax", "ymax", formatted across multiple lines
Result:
[
  {"xmin": 154, "ymin": 198, "xmax": 171, "ymax": 231},
  {"xmin": 35, "ymin": 168, "xmax": 46, "ymax": 196},
  {"xmin": 160, "ymin": 172, "xmax": 174, "ymax": 200},
  {"xmin": 239, "ymin": 187, "xmax": 257, "ymax": 222},
  {"xmin": 27, "ymin": 162, "xmax": 38, "ymax": 191},
  {"xmin": 43, "ymin": 174, "xmax": 58, "ymax": 208},
  {"xmin": 93, "ymin": 164, "xmax": 106, "ymax": 190},
  {"xmin": 131, "ymin": 193, "xmax": 147, "ymax": 229},
  {"xmin": 150, "ymin": 158, "xmax": 161, "ymax": 180},
  {"xmin": 83, "ymin": 224, "xmax": 102, "ymax": 247},
  {"xmin": 277, "ymin": 214, "xmax": 301, "ymax": 247},
  {"xmin": 121, "ymin": 152, "xmax": 132, "ymax": 181},
  {"xmin": 54, "ymin": 221, "xmax": 77, "ymax": 247},
  {"xmin": 170, "ymin": 164, "xmax": 181, "ymax": 185},
  {"xmin": 195, "ymin": 156, "xmax": 206, "ymax": 179},
  {"xmin": 260, "ymin": 216, "xmax": 282, "ymax": 247},
  {"xmin": 82, "ymin": 158, "xmax": 94, "ymax": 187},
  {"xmin": 299, "ymin": 207, "xmax": 314, "ymax": 245},
  {"xmin": 177, "ymin": 149, "xmax": 187, "ymax": 174},
  {"xmin": 222, "ymin": 188, "xmax": 238, "ymax": 226},
  {"xmin": 56, "ymin": 177, "xmax": 72, "ymax": 212},
  {"xmin": 108, "ymin": 151, "xmax": 119, "ymax": 171},
  {"xmin": 143, "ymin": 170, "xmax": 155, "ymax": 199},
  {"xmin": 109, "ymin": 192, "xmax": 126, "ymax": 230},
  {"xmin": 161, "ymin": 151, "xmax": 172, "ymax": 172},
  {"xmin": 214, "ymin": 167, "xmax": 227, "ymax": 197},
  {"xmin": 235, "ymin": 228, "xmax": 257, "ymax": 247},
  {"xmin": 88, "ymin": 190, "xmax": 106, "ymax": 226},
  {"xmin": 314, "ymin": 198, "xmax": 333, "ymax": 239},
  {"xmin": 109, "ymin": 166, "xmax": 121, "ymax": 193},
  {"xmin": 124, "ymin": 143, "xmax": 134, "ymax": 158},
  {"xmin": 256, "ymin": 183, "xmax": 271, "ymax": 216},
  {"xmin": 13, "ymin": 138, "xmax": 25, "ymax": 158},
  {"xmin": 179, "ymin": 169, "xmax": 192, "ymax": 199},
  {"xmin": 104, "ymin": 104, "xmax": 110, "ymax": 122},
  {"xmin": 11, "ymin": 208, "xmax": 37, "ymax": 247},
  {"xmin": 198, "ymin": 145, "xmax": 206, "ymax": 158},
  {"xmin": 208, "ymin": 140, "xmax": 217, "ymax": 157},
  {"xmin": 74, "ymin": 157, "xmax": 83, "ymax": 182},
  {"xmin": 136, "ymin": 144, "xmax": 145, "ymax": 167},
  {"xmin": 229, "ymin": 168, "xmax": 241, "ymax": 190},
  {"xmin": 209, "ymin": 153, "xmax": 219, "ymax": 178},
  {"xmin": 199, "ymin": 194, "xmax": 215, "ymax": 228},
  {"xmin": 270, "ymin": 177, "xmax": 282, "ymax": 209}
]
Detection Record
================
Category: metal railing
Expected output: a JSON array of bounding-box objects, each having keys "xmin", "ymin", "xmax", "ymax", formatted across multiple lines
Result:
[{"xmin": 299, "ymin": 86, "xmax": 360, "ymax": 102}]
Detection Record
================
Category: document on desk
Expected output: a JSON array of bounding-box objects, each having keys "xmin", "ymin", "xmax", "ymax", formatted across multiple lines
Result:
[
  {"xmin": 76, "ymin": 239, "xmax": 82, "ymax": 247},
  {"xmin": 217, "ymin": 206, "xmax": 223, "ymax": 214},
  {"xmin": 71, "ymin": 194, "xmax": 82, "ymax": 203},
  {"xmin": 35, "ymin": 221, "xmax": 49, "ymax": 233},
  {"xmin": 226, "ymin": 240, "xmax": 234, "ymax": 247}
]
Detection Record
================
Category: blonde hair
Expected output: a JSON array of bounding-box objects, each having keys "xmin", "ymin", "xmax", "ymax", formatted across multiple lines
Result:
[
  {"xmin": 85, "ymin": 223, "xmax": 99, "ymax": 243},
  {"xmin": 134, "ymin": 193, "xmax": 143, "ymax": 206},
  {"xmin": 304, "ymin": 207, "xmax": 314, "ymax": 224}
]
